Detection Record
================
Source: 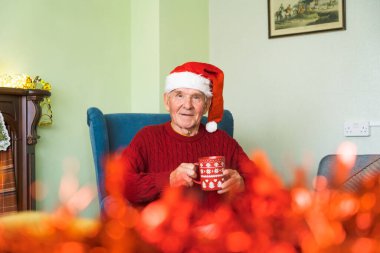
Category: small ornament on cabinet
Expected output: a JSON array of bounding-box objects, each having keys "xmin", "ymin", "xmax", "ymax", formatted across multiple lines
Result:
[{"xmin": 0, "ymin": 112, "xmax": 10, "ymax": 151}]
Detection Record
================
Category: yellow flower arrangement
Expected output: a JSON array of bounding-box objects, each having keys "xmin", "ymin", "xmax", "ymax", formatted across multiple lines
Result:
[{"xmin": 0, "ymin": 74, "xmax": 53, "ymax": 126}]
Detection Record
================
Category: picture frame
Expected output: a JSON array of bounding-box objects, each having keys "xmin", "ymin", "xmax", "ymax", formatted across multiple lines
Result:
[{"xmin": 268, "ymin": 0, "xmax": 346, "ymax": 38}]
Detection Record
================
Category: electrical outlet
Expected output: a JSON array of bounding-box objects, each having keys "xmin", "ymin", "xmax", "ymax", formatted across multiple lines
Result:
[{"xmin": 344, "ymin": 121, "xmax": 370, "ymax": 137}]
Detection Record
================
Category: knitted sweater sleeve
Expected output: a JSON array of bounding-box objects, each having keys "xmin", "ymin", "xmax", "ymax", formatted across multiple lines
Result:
[
  {"xmin": 120, "ymin": 129, "xmax": 170, "ymax": 206},
  {"xmin": 229, "ymin": 137, "xmax": 259, "ymax": 182}
]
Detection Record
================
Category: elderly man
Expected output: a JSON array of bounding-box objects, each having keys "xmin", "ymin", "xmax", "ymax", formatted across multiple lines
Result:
[{"xmin": 121, "ymin": 62, "xmax": 257, "ymax": 210}]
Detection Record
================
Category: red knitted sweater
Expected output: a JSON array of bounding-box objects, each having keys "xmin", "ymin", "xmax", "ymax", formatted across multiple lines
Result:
[{"xmin": 121, "ymin": 121, "xmax": 257, "ymax": 210}]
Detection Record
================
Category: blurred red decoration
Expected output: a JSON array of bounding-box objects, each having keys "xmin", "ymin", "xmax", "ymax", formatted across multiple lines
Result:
[{"xmin": 2, "ymin": 145, "xmax": 380, "ymax": 252}]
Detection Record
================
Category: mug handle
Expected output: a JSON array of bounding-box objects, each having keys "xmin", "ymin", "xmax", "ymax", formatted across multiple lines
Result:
[{"xmin": 192, "ymin": 162, "xmax": 201, "ymax": 184}]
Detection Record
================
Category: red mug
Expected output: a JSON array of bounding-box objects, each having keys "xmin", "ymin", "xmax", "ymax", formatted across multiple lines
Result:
[{"xmin": 193, "ymin": 156, "xmax": 225, "ymax": 191}]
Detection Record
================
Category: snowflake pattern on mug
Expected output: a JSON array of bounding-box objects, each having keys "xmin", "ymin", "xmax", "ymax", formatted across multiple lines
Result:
[{"xmin": 198, "ymin": 156, "xmax": 225, "ymax": 191}]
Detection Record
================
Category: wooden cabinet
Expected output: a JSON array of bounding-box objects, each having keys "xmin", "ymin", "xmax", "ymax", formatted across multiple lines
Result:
[{"xmin": 0, "ymin": 87, "xmax": 50, "ymax": 214}]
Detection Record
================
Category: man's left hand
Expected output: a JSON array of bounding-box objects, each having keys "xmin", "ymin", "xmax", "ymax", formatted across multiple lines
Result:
[{"xmin": 217, "ymin": 169, "xmax": 245, "ymax": 194}]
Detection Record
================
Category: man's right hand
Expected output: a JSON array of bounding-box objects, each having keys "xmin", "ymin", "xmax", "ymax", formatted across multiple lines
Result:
[{"xmin": 169, "ymin": 163, "xmax": 198, "ymax": 187}]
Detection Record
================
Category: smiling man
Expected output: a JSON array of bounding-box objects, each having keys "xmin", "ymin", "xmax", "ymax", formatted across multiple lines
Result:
[
  {"xmin": 164, "ymin": 88, "xmax": 209, "ymax": 137},
  {"xmin": 121, "ymin": 62, "xmax": 257, "ymax": 210}
]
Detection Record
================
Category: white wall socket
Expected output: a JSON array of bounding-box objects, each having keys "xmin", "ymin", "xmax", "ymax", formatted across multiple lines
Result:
[{"xmin": 344, "ymin": 121, "xmax": 370, "ymax": 137}]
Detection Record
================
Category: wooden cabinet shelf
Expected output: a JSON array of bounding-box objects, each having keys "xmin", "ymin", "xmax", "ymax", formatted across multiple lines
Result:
[{"xmin": 0, "ymin": 87, "xmax": 50, "ymax": 214}]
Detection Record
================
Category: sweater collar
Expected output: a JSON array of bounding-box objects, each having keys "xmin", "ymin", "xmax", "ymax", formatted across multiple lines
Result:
[{"xmin": 164, "ymin": 121, "xmax": 206, "ymax": 142}]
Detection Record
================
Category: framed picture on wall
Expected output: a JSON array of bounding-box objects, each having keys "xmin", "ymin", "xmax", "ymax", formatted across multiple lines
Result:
[{"xmin": 268, "ymin": 0, "xmax": 346, "ymax": 38}]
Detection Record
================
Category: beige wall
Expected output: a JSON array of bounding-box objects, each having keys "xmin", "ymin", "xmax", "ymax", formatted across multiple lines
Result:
[
  {"xmin": 159, "ymin": 0, "xmax": 210, "ymax": 111},
  {"xmin": 210, "ymin": 0, "xmax": 380, "ymax": 182},
  {"xmin": 130, "ymin": 0, "xmax": 209, "ymax": 113},
  {"xmin": 131, "ymin": 0, "xmax": 160, "ymax": 112},
  {"xmin": 0, "ymin": 0, "xmax": 131, "ymax": 217}
]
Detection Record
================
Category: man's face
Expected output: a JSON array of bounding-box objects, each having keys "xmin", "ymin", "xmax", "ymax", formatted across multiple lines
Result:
[{"xmin": 164, "ymin": 88, "xmax": 210, "ymax": 134}]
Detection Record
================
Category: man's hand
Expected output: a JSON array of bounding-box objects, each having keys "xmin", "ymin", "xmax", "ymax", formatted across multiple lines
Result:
[
  {"xmin": 217, "ymin": 169, "xmax": 245, "ymax": 194},
  {"xmin": 170, "ymin": 163, "xmax": 198, "ymax": 187}
]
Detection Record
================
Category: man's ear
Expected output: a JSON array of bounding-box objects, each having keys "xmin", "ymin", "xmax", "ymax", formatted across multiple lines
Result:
[
  {"xmin": 164, "ymin": 93, "xmax": 170, "ymax": 112},
  {"xmin": 203, "ymin": 97, "xmax": 211, "ymax": 114}
]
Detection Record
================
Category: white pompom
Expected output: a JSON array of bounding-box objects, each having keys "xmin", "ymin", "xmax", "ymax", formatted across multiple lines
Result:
[{"xmin": 206, "ymin": 121, "xmax": 217, "ymax": 133}]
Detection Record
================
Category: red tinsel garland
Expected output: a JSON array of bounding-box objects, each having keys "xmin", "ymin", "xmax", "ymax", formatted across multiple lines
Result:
[{"xmin": 1, "ymin": 148, "xmax": 380, "ymax": 253}]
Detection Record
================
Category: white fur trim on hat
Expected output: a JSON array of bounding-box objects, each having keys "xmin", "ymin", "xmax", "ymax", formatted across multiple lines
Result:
[
  {"xmin": 165, "ymin": 72, "xmax": 212, "ymax": 97},
  {"xmin": 205, "ymin": 121, "xmax": 217, "ymax": 133}
]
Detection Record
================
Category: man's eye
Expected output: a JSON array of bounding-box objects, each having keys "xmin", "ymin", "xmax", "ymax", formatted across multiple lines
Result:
[{"xmin": 176, "ymin": 93, "xmax": 183, "ymax": 98}]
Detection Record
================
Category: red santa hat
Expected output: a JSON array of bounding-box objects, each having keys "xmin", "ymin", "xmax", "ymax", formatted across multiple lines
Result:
[{"xmin": 165, "ymin": 61, "xmax": 224, "ymax": 133}]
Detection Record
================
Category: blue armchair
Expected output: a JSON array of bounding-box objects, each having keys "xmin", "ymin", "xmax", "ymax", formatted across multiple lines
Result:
[{"xmin": 87, "ymin": 107, "xmax": 234, "ymax": 207}]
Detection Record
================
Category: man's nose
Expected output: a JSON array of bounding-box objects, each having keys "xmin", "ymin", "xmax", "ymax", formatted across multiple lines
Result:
[{"xmin": 183, "ymin": 96, "xmax": 193, "ymax": 108}]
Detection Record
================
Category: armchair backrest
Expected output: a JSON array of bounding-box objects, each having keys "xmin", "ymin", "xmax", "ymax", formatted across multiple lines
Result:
[
  {"xmin": 87, "ymin": 107, "xmax": 234, "ymax": 207},
  {"xmin": 317, "ymin": 154, "xmax": 380, "ymax": 191}
]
